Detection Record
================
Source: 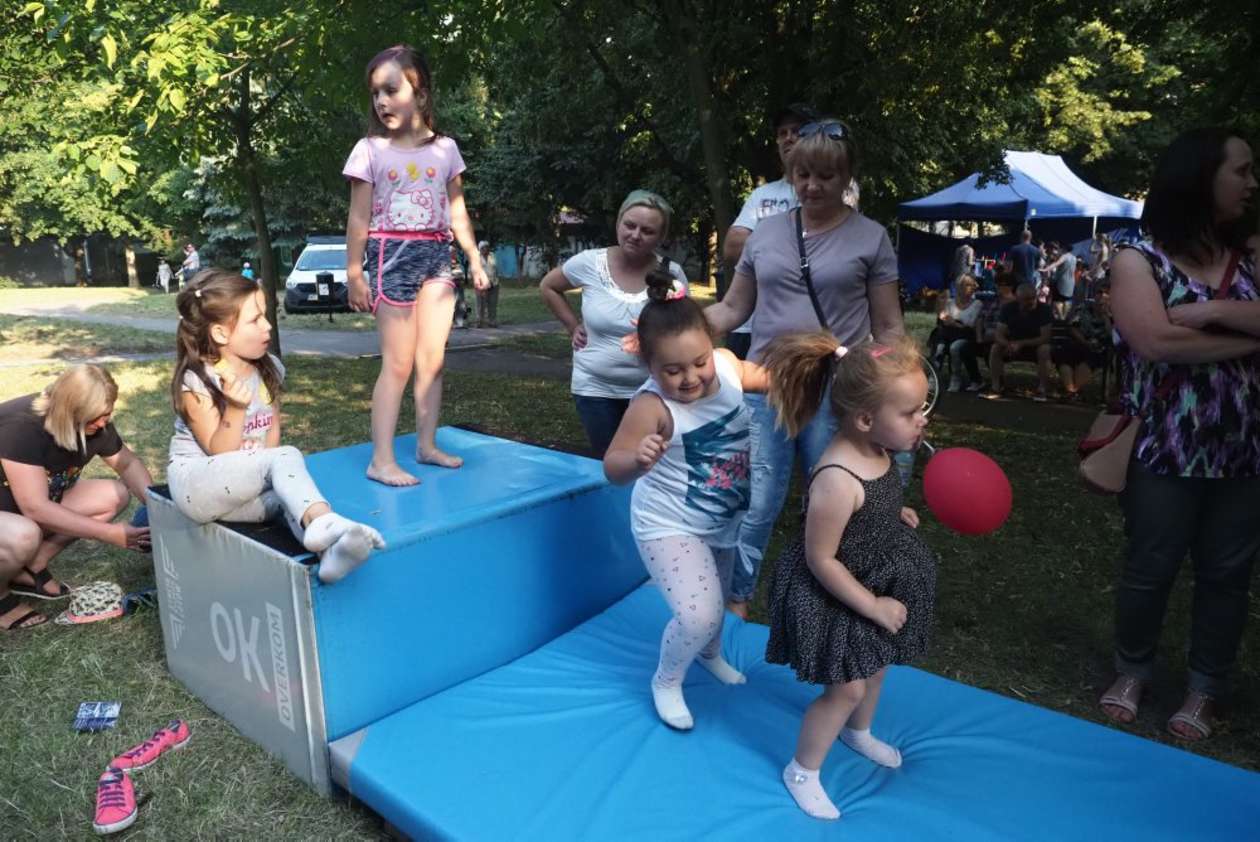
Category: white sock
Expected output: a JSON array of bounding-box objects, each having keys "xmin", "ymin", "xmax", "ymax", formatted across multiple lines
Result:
[
  {"xmin": 302, "ymin": 512, "xmax": 356, "ymax": 553},
  {"xmin": 650, "ymin": 677, "xmax": 694, "ymax": 730},
  {"xmin": 840, "ymin": 727, "xmax": 902, "ymax": 768},
  {"xmin": 782, "ymin": 758, "xmax": 840, "ymax": 820},
  {"xmin": 317, "ymin": 525, "xmax": 383, "ymax": 584},
  {"xmin": 698, "ymin": 652, "xmax": 746, "ymax": 685}
]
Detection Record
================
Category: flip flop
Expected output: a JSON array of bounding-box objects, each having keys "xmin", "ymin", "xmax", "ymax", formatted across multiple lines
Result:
[
  {"xmin": 0, "ymin": 592, "xmax": 47, "ymax": 631},
  {"xmin": 10, "ymin": 566, "xmax": 72, "ymax": 601},
  {"xmin": 1099, "ymin": 674, "xmax": 1142, "ymax": 724},
  {"xmin": 1168, "ymin": 692, "xmax": 1214, "ymax": 741}
]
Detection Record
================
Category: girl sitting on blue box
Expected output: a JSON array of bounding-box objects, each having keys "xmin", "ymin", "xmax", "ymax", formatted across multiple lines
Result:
[
  {"xmin": 166, "ymin": 270, "xmax": 385, "ymax": 584},
  {"xmin": 603, "ymin": 267, "xmax": 769, "ymax": 731}
]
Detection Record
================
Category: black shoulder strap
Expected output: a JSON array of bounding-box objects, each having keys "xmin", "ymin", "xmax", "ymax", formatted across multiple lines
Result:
[
  {"xmin": 794, "ymin": 209, "xmax": 829, "ymax": 330},
  {"xmin": 809, "ymin": 463, "xmax": 864, "ymax": 486}
]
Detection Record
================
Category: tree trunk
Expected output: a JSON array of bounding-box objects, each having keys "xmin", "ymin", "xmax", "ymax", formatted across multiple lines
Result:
[
  {"xmin": 124, "ymin": 243, "xmax": 139, "ymax": 288},
  {"xmin": 233, "ymin": 67, "xmax": 282, "ymax": 355},
  {"xmin": 658, "ymin": 0, "xmax": 736, "ymax": 257}
]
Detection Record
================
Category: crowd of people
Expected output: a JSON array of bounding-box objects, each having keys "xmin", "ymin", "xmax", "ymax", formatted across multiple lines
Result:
[
  {"xmin": 1, "ymin": 41, "xmax": 1257, "ymax": 826},
  {"xmin": 928, "ymin": 232, "xmax": 1117, "ymax": 403}
]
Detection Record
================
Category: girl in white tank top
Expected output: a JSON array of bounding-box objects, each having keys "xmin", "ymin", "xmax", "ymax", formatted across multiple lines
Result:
[{"xmin": 604, "ymin": 267, "xmax": 769, "ymax": 731}]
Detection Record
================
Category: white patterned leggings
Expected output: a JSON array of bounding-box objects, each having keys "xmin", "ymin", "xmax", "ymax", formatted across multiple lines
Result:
[
  {"xmin": 167, "ymin": 445, "xmax": 326, "ymax": 541},
  {"xmin": 636, "ymin": 534, "xmax": 736, "ymax": 688}
]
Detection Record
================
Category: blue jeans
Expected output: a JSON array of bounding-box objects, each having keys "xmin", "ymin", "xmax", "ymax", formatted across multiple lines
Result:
[
  {"xmin": 731, "ymin": 391, "xmax": 839, "ymax": 602},
  {"xmin": 573, "ymin": 395, "xmax": 630, "ymax": 458}
]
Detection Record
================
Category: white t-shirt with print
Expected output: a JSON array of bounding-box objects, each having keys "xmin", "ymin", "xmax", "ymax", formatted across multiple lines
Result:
[
  {"xmin": 729, "ymin": 179, "xmax": 799, "ymax": 335},
  {"xmin": 169, "ymin": 356, "xmax": 285, "ymax": 460},
  {"xmin": 565, "ymin": 248, "xmax": 688, "ymax": 399}
]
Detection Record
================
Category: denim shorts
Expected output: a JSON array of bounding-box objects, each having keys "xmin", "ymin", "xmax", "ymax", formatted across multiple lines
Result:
[{"xmin": 366, "ymin": 233, "xmax": 454, "ymax": 311}]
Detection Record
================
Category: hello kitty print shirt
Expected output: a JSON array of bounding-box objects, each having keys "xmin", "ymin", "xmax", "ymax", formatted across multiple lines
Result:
[{"xmin": 342, "ymin": 135, "xmax": 467, "ymax": 236}]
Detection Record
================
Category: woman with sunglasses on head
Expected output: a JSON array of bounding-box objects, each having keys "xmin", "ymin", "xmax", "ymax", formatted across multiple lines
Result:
[
  {"xmin": 1101, "ymin": 127, "xmax": 1260, "ymax": 742},
  {"xmin": 540, "ymin": 189, "xmax": 689, "ymax": 457},
  {"xmin": 706, "ymin": 118, "xmax": 905, "ymax": 618},
  {"xmin": 0, "ymin": 365, "xmax": 154, "ymax": 631}
]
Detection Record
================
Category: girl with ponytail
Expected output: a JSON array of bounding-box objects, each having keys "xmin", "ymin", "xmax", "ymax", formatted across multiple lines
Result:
[
  {"xmin": 603, "ymin": 266, "xmax": 769, "ymax": 732},
  {"xmin": 760, "ymin": 332, "xmax": 937, "ymax": 821},
  {"xmin": 167, "ymin": 270, "xmax": 385, "ymax": 584}
]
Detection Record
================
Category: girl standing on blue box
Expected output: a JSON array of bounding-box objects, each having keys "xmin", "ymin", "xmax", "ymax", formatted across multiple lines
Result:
[
  {"xmin": 604, "ymin": 268, "xmax": 768, "ymax": 731},
  {"xmin": 167, "ymin": 270, "xmax": 384, "ymax": 584},
  {"xmin": 344, "ymin": 44, "xmax": 489, "ymax": 487},
  {"xmin": 761, "ymin": 332, "xmax": 935, "ymax": 820}
]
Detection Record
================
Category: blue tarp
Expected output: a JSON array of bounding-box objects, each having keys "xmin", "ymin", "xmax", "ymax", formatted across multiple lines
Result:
[
  {"xmin": 336, "ymin": 584, "xmax": 1260, "ymax": 841},
  {"xmin": 898, "ymin": 151, "xmax": 1143, "ymax": 222}
]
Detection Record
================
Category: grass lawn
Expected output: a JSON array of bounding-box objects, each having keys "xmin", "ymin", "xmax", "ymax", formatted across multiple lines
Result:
[
  {"xmin": 1, "ymin": 313, "xmax": 1256, "ymax": 837},
  {"xmin": 0, "ymin": 316, "xmax": 171, "ymax": 363}
]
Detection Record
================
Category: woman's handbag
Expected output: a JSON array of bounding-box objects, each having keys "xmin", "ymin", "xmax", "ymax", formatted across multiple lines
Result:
[{"xmin": 1077, "ymin": 249, "xmax": 1240, "ymax": 494}]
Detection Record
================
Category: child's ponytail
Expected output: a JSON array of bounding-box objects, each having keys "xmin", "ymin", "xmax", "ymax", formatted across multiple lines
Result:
[
  {"xmin": 763, "ymin": 331, "xmax": 842, "ymax": 437},
  {"xmin": 764, "ymin": 332, "xmax": 924, "ymax": 436}
]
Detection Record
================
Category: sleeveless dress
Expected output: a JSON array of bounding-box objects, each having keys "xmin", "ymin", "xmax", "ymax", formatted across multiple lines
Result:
[{"xmin": 766, "ymin": 460, "xmax": 937, "ymax": 685}]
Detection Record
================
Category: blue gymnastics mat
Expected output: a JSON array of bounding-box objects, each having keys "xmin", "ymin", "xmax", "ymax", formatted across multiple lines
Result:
[{"xmin": 330, "ymin": 585, "xmax": 1260, "ymax": 841}]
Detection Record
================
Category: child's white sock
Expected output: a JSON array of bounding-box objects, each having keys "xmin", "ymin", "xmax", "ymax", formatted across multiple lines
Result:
[
  {"xmin": 650, "ymin": 677, "xmax": 694, "ymax": 730},
  {"xmin": 302, "ymin": 511, "xmax": 356, "ymax": 553},
  {"xmin": 782, "ymin": 758, "xmax": 840, "ymax": 820},
  {"xmin": 317, "ymin": 524, "xmax": 385, "ymax": 584},
  {"xmin": 697, "ymin": 652, "xmax": 747, "ymax": 685},
  {"xmin": 840, "ymin": 727, "xmax": 902, "ymax": 768}
]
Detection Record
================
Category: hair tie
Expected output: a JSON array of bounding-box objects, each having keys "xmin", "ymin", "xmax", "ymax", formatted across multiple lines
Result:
[
  {"xmin": 665, "ymin": 286, "xmax": 686, "ymax": 301},
  {"xmin": 833, "ymin": 345, "xmax": 849, "ymax": 359},
  {"xmin": 869, "ymin": 344, "xmax": 891, "ymax": 358},
  {"xmin": 194, "ymin": 288, "xmax": 202, "ymax": 298}
]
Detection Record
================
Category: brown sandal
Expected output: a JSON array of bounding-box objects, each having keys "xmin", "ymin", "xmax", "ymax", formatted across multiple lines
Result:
[
  {"xmin": 1168, "ymin": 692, "xmax": 1214, "ymax": 741},
  {"xmin": 0, "ymin": 592, "xmax": 47, "ymax": 631},
  {"xmin": 1100, "ymin": 674, "xmax": 1143, "ymax": 724}
]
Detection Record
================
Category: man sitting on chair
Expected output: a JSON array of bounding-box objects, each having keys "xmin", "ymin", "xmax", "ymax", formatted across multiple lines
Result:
[{"xmin": 983, "ymin": 282, "xmax": 1053, "ymax": 402}]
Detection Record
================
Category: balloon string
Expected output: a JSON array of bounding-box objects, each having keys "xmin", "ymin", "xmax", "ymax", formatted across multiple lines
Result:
[{"xmin": 918, "ymin": 439, "xmax": 936, "ymax": 456}]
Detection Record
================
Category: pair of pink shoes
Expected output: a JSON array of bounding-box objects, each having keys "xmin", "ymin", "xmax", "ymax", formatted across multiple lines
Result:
[{"xmin": 93, "ymin": 720, "xmax": 191, "ymax": 835}]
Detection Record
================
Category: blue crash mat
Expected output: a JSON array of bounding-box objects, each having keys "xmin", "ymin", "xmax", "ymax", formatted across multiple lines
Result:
[{"xmin": 334, "ymin": 585, "xmax": 1260, "ymax": 841}]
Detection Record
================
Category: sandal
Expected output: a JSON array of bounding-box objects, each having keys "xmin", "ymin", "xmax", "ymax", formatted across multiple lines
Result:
[
  {"xmin": 0, "ymin": 592, "xmax": 47, "ymax": 631},
  {"xmin": 1100, "ymin": 674, "xmax": 1143, "ymax": 724},
  {"xmin": 1168, "ymin": 692, "xmax": 1214, "ymax": 741},
  {"xmin": 10, "ymin": 566, "xmax": 72, "ymax": 600}
]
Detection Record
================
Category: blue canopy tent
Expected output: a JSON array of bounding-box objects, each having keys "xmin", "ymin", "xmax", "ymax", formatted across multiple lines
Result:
[{"xmin": 896, "ymin": 151, "xmax": 1142, "ymax": 293}]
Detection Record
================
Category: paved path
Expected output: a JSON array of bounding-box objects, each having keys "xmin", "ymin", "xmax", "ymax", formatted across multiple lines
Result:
[{"xmin": 2, "ymin": 302, "xmax": 573, "ymax": 378}]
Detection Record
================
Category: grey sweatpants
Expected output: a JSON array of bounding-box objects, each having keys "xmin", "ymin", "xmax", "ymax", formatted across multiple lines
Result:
[{"xmin": 167, "ymin": 445, "xmax": 326, "ymax": 540}]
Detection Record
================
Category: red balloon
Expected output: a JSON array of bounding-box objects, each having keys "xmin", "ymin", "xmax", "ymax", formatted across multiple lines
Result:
[{"xmin": 922, "ymin": 448, "xmax": 1012, "ymax": 535}]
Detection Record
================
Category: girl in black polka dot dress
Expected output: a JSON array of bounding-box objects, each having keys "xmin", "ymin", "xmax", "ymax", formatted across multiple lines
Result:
[{"xmin": 761, "ymin": 332, "xmax": 936, "ymax": 821}]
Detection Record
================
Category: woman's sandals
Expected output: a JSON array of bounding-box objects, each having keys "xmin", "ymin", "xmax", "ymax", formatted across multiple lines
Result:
[
  {"xmin": 0, "ymin": 592, "xmax": 47, "ymax": 631},
  {"xmin": 11, "ymin": 566, "xmax": 73, "ymax": 600},
  {"xmin": 1099, "ymin": 674, "xmax": 1143, "ymax": 724},
  {"xmin": 1168, "ymin": 692, "xmax": 1214, "ymax": 741}
]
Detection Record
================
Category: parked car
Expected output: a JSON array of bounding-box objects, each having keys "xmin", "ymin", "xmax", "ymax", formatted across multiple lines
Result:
[{"xmin": 283, "ymin": 235, "xmax": 360, "ymax": 314}]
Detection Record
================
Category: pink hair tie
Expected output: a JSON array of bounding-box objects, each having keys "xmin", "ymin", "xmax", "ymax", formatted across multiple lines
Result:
[
  {"xmin": 665, "ymin": 286, "xmax": 686, "ymax": 301},
  {"xmin": 869, "ymin": 344, "xmax": 892, "ymax": 358}
]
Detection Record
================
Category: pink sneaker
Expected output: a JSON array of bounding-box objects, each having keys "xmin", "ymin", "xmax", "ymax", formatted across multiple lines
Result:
[
  {"xmin": 110, "ymin": 719, "xmax": 191, "ymax": 771},
  {"xmin": 93, "ymin": 768, "xmax": 137, "ymax": 835}
]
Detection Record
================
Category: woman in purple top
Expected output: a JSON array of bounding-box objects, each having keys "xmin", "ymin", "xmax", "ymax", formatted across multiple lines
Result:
[
  {"xmin": 1102, "ymin": 127, "xmax": 1260, "ymax": 741},
  {"xmin": 705, "ymin": 119, "xmax": 904, "ymax": 617}
]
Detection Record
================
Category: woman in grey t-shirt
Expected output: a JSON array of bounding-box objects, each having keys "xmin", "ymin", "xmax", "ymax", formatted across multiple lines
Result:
[
  {"xmin": 706, "ymin": 119, "xmax": 905, "ymax": 615},
  {"xmin": 539, "ymin": 190, "xmax": 687, "ymax": 456}
]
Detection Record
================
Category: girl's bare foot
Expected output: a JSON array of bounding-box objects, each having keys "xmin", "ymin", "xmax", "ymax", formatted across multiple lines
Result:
[
  {"xmin": 366, "ymin": 461, "xmax": 420, "ymax": 487},
  {"xmin": 418, "ymin": 449, "xmax": 463, "ymax": 469}
]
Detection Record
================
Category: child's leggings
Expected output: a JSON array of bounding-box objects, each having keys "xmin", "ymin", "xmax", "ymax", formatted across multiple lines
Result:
[
  {"xmin": 636, "ymin": 534, "xmax": 736, "ymax": 687},
  {"xmin": 166, "ymin": 445, "xmax": 326, "ymax": 539}
]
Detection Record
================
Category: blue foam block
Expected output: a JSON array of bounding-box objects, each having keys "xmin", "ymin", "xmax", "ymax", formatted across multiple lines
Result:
[
  {"xmin": 305, "ymin": 428, "xmax": 645, "ymax": 740},
  {"xmin": 338, "ymin": 585, "xmax": 1260, "ymax": 841}
]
